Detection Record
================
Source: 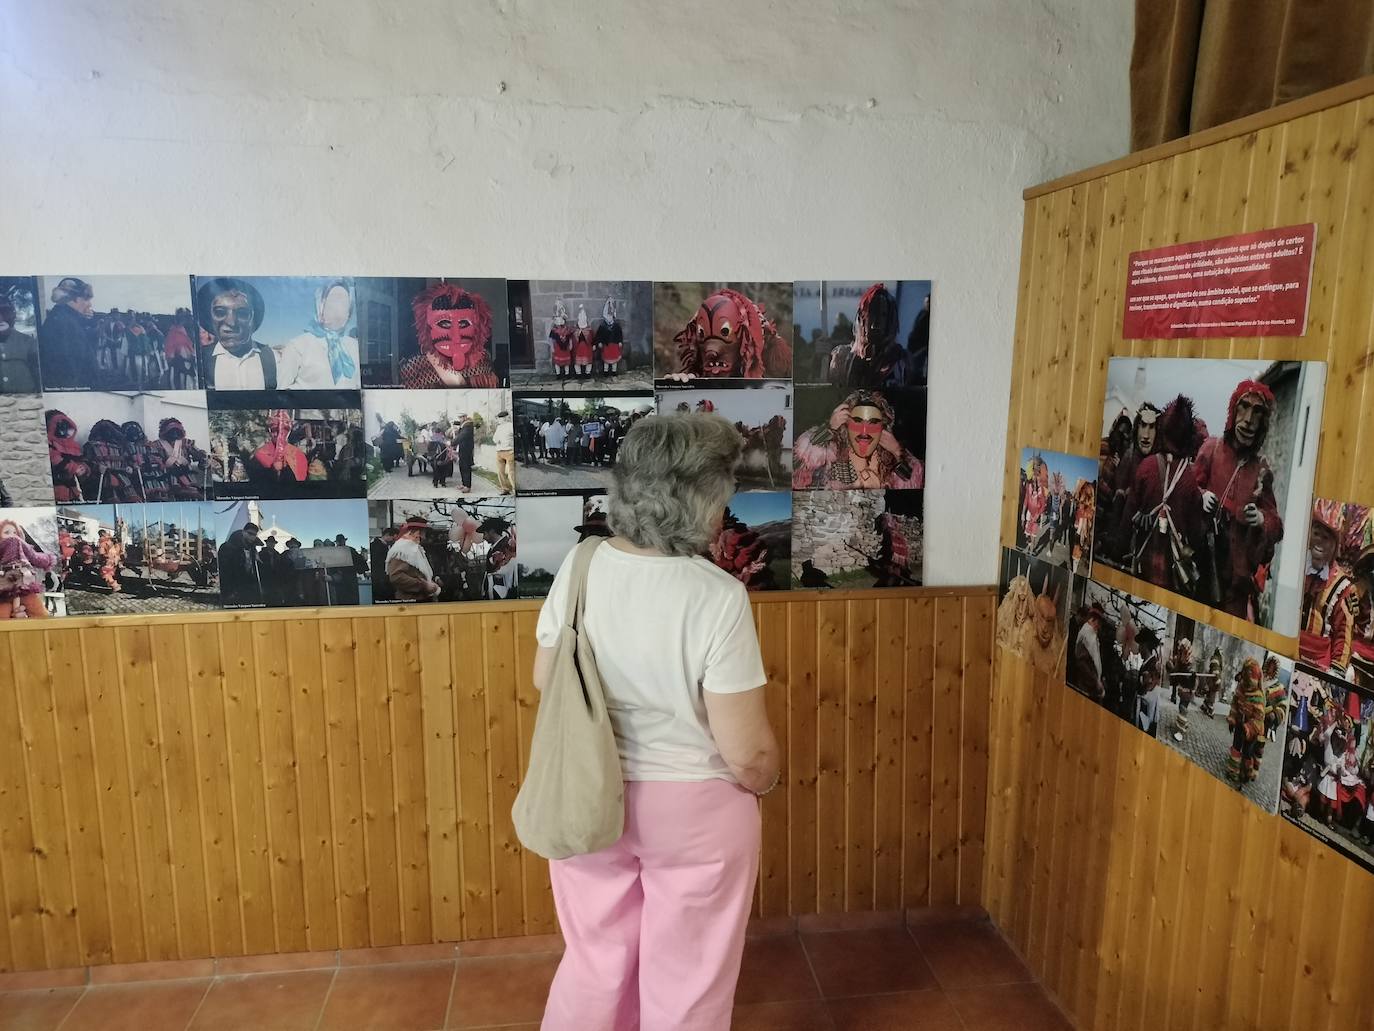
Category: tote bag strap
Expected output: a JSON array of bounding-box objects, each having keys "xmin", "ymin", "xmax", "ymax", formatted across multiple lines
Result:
[{"xmin": 563, "ymin": 536, "xmax": 608, "ymax": 632}]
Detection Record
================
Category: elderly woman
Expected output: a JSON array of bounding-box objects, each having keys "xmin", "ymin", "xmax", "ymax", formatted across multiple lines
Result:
[{"xmin": 535, "ymin": 413, "xmax": 782, "ymax": 1030}]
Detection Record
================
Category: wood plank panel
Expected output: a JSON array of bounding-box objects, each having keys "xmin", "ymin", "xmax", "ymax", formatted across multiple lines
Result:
[
  {"xmin": 993, "ymin": 83, "xmax": 1374, "ymax": 1031},
  {"xmin": 0, "ymin": 586, "xmax": 994, "ymax": 971}
]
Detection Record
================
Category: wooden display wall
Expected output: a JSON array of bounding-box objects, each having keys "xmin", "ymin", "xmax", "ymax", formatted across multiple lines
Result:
[
  {"xmin": 0, "ymin": 588, "xmax": 991, "ymax": 973},
  {"xmin": 989, "ymin": 78, "xmax": 1374, "ymax": 1029}
]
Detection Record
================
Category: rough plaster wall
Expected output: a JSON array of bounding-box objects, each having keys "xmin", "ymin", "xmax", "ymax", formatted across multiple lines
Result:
[{"xmin": 0, "ymin": 0, "xmax": 1132, "ymax": 585}]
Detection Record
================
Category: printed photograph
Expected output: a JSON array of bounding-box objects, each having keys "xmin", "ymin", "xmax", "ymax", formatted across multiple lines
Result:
[
  {"xmin": 995, "ymin": 548, "xmax": 1070, "ymax": 678},
  {"xmin": 41, "ymin": 390, "xmax": 211, "ymax": 502},
  {"xmin": 212, "ymin": 499, "xmax": 369, "ymax": 608},
  {"xmin": 1, "ymin": 276, "xmax": 41, "ymax": 394},
  {"xmin": 355, "ymin": 277, "xmax": 509, "ymax": 388},
  {"xmin": 193, "ymin": 276, "xmax": 361, "ymax": 390},
  {"xmin": 514, "ymin": 492, "xmax": 610, "ymax": 598},
  {"xmin": 1280, "ymin": 662, "xmax": 1374, "ymax": 873},
  {"xmin": 1300, "ymin": 497, "xmax": 1374, "ymax": 678},
  {"xmin": 363, "ymin": 389, "xmax": 514, "ymax": 499},
  {"xmin": 793, "ymin": 280, "xmax": 931, "ymax": 388},
  {"xmin": 1160, "ymin": 611, "xmax": 1290, "ymax": 811},
  {"xmin": 512, "ymin": 391, "xmax": 655, "ymax": 492},
  {"xmin": 792, "ymin": 488, "xmax": 923, "ymax": 590},
  {"xmin": 1066, "ymin": 577, "xmax": 1170, "ymax": 734},
  {"xmin": 653, "ymin": 282, "xmax": 793, "ymax": 382},
  {"xmin": 0, "ymin": 392, "xmax": 54, "ymax": 507},
  {"xmin": 57, "ymin": 502, "xmax": 219, "ymax": 615},
  {"xmin": 207, "ymin": 391, "xmax": 366, "ymax": 500},
  {"xmin": 711, "ymin": 490, "xmax": 791, "ymax": 592},
  {"xmin": 792, "ymin": 384, "xmax": 925, "ymax": 490},
  {"xmin": 509, "ymin": 280, "xmax": 653, "ymax": 390},
  {"xmin": 1015, "ymin": 447, "xmax": 1097, "ymax": 574},
  {"xmin": 367, "ymin": 496, "xmax": 516, "ymax": 603},
  {"xmin": 1093, "ymin": 356, "xmax": 1326, "ymax": 636},
  {"xmin": 0, "ymin": 506, "xmax": 66, "ymax": 619},
  {"xmin": 35, "ymin": 275, "xmax": 198, "ymax": 391},
  {"xmin": 656, "ymin": 385, "xmax": 792, "ymax": 491}
]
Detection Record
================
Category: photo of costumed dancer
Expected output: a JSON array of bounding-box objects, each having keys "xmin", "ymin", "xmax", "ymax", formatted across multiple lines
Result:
[
  {"xmin": 369, "ymin": 497, "xmax": 516, "ymax": 603},
  {"xmin": 995, "ymin": 548, "xmax": 1069, "ymax": 678},
  {"xmin": 791, "ymin": 488, "xmax": 923, "ymax": 590},
  {"xmin": 792, "ymin": 385, "xmax": 924, "ymax": 490},
  {"xmin": 1014, "ymin": 446, "xmax": 1097, "ymax": 574},
  {"xmin": 0, "ymin": 507, "xmax": 65, "ymax": 618},
  {"xmin": 709, "ymin": 491, "xmax": 791, "ymax": 592},
  {"xmin": 1066, "ymin": 578, "xmax": 1169, "ymax": 735},
  {"xmin": 1299, "ymin": 498, "xmax": 1374, "ymax": 680},
  {"xmin": 653, "ymin": 282, "xmax": 793, "ymax": 382},
  {"xmin": 208, "ymin": 392, "xmax": 367, "ymax": 500},
  {"xmin": 1279, "ymin": 661, "xmax": 1374, "ymax": 872},
  {"xmin": 792, "ymin": 280, "xmax": 931, "ymax": 388},
  {"xmin": 1159, "ymin": 609, "xmax": 1290, "ymax": 811},
  {"xmin": 1094, "ymin": 357, "xmax": 1326, "ymax": 634},
  {"xmin": 656, "ymin": 386, "xmax": 792, "ymax": 491},
  {"xmin": 354, "ymin": 278, "xmax": 509, "ymax": 388},
  {"xmin": 508, "ymin": 281, "xmax": 653, "ymax": 389}
]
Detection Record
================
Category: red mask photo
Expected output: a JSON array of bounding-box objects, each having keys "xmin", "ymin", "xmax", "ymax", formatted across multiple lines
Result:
[{"xmin": 847, "ymin": 405, "xmax": 886, "ymax": 458}]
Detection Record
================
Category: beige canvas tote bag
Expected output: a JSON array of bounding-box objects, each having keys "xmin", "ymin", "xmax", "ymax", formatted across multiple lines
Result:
[{"xmin": 512, "ymin": 536, "xmax": 625, "ymax": 860}]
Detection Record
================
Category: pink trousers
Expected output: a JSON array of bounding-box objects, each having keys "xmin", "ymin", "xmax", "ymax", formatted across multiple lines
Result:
[{"xmin": 541, "ymin": 779, "xmax": 760, "ymax": 1031}]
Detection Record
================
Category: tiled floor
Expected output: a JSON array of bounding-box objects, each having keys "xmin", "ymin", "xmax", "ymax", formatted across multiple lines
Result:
[{"xmin": 0, "ymin": 919, "xmax": 1071, "ymax": 1030}]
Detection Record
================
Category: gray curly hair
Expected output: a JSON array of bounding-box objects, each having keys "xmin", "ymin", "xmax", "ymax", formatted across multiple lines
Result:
[{"xmin": 609, "ymin": 413, "xmax": 740, "ymax": 556}]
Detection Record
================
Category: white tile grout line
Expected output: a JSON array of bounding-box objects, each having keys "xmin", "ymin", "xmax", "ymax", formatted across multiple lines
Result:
[
  {"xmin": 310, "ymin": 966, "xmax": 341, "ymax": 1031},
  {"xmin": 794, "ymin": 932, "xmax": 839, "ymax": 1030}
]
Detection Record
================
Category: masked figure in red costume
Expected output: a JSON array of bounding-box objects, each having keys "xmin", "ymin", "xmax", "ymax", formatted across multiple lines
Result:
[
  {"xmin": 401, "ymin": 283, "xmax": 499, "ymax": 389},
  {"xmin": 827, "ymin": 283, "xmax": 906, "ymax": 389},
  {"xmin": 793, "ymin": 390, "xmax": 923, "ymax": 490},
  {"xmin": 709, "ymin": 507, "xmax": 775, "ymax": 590},
  {"xmin": 1301, "ymin": 499, "xmax": 1358, "ymax": 673},
  {"xmin": 46, "ymin": 410, "xmax": 90, "ymax": 502},
  {"xmin": 671, "ymin": 288, "xmax": 791, "ymax": 379},
  {"xmin": 1119, "ymin": 395, "xmax": 1206, "ymax": 595},
  {"xmin": 1194, "ymin": 379, "xmax": 1283, "ymax": 620},
  {"xmin": 157, "ymin": 417, "xmax": 209, "ymax": 500},
  {"xmin": 571, "ymin": 303, "xmax": 596, "ymax": 379},
  {"xmin": 250, "ymin": 409, "xmax": 308, "ymax": 485}
]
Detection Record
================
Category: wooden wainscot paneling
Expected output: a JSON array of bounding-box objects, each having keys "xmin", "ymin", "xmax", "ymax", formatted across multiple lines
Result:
[
  {"xmin": 0, "ymin": 586, "xmax": 992, "ymax": 972},
  {"xmin": 990, "ymin": 75, "xmax": 1374, "ymax": 1030}
]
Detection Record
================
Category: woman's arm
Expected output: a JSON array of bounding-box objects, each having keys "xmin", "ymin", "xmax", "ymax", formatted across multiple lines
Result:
[
  {"xmin": 704, "ymin": 686, "xmax": 781, "ymax": 794},
  {"xmin": 532, "ymin": 645, "xmax": 555, "ymax": 693}
]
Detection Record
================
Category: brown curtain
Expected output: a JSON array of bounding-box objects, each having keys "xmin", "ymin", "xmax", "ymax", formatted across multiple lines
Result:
[{"xmin": 1131, "ymin": 0, "xmax": 1374, "ymax": 150}]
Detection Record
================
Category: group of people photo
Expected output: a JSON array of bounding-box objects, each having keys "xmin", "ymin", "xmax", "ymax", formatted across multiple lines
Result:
[
  {"xmin": 508, "ymin": 281, "xmax": 650, "ymax": 388},
  {"xmin": 214, "ymin": 500, "xmax": 367, "ymax": 608},
  {"xmin": 207, "ymin": 395, "xmax": 368, "ymax": 499},
  {"xmin": 1095, "ymin": 356, "xmax": 1325, "ymax": 633},
  {"xmin": 1300, "ymin": 497, "xmax": 1374, "ymax": 683},
  {"xmin": 368, "ymin": 498, "xmax": 516, "ymax": 603},
  {"xmin": 511, "ymin": 394, "xmax": 653, "ymax": 490},
  {"xmin": 366, "ymin": 390, "xmax": 514, "ymax": 498},
  {"xmin": 1015, "ymin": 447, "xmax": 1097, "ymax": 574}
]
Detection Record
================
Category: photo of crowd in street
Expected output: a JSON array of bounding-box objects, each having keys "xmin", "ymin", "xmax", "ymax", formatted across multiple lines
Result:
[
  {"xmin": 1159, "ymin": 613, "xmax": 1290, "ymax": 810},
  {"xmin": 56, "ymin": 502, "xmax": 219, "ymax": 615},
  {"xmin": 1066, "ymin": 577, "xmax": 1169, "ymax": 732},
  {"xmin": 711, "ymin": 490, "xmax": 791, "ymax": 591},
  {"xmin": 792, "ymin": 488, "xmax": 922, "ymax": 590},
  {"xmin": 1015, "ymin": 447, "xmax": 1097, "ymax": 574},
  {"xmin": 508, "ymin": 281, "xmax": 652, "ymax": 390},
  {"xmin": 1280, "ymin": 661, "xmax": 1374, "ymax": 872},
  {"xmin": 996, "ymin": 548, "xmax": 1069, "ymax": 678},
  {"xmin": 656, "ymin": 385, "xmax": 792, "ymax": 491},
  {"xmin": 33, "ymin": 275, "xmax": 199, "ymax": 392},
  {"xmin": 0, "ymin": 392, "xmax": 53, "ymax": 507},
  {"xmin": 42, "ymin": 390, "xmax": 211, "ymax": 503},
  {"xmin": 192, "ymin": 276, "xmax": 362, "ymax": 390},
  {"xmin": 368, "ymin": 497, "xmax": 516, "ymax": 603},
  {"xmin": 1093, "ymin": 357, "xmax": 1326, "ymax": 635},
  {"xmin": 1, "ymin": 277, "xmax": 41, "ymax": 395},
  {"xmin": 792, "ymin": 384, "xmax": 925, "ymax": 490},
  {"xmin": 653, "ymin": 282, "xmax": 793, "ymax": 382},
  {"xmin": 0, "ymin": 507, "xmax": 65, "ymax": 619},
  {"xmin": 792, "ymin": 280, "xmax": 931, "ymax": 388},
  {"xmin": 207, "ymin": 391, "xmax": 367, "ymax": 499},
  {"xmin": 363, "ymin": 389, "xmax": 514, "ymax": 499},
  {"xmin": 355, "ymin": 277, "xmax": 509, "ymax": 389},
  {"xmin": 1299, "ymin": 497, "xmax": 1374, "ymax": 681},
  {"xmin": 514, "ymin": 492, "xmax": 609, "ymax": 598},
  {"xmin": 213, "ymin": 500, "xmax": 369, "ymax": 608},
  {"xmin": 511, "ymin": 391, "xmax": 654, "ymax": 491}
]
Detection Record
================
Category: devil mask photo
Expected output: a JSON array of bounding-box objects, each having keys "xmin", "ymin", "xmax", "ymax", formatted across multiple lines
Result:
[{"xmin": 355, "ymin": 277, "xmax": 509, "ymax": 388}]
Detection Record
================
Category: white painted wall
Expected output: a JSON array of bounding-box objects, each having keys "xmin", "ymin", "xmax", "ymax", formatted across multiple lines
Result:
[{"xmin": 0, "ymin": 0, "xmax": 1133, "ymax": 585}]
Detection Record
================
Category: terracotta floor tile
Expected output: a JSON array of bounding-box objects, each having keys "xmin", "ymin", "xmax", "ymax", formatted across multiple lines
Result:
[
  {"xmin": 734, "ymin": 935, "xmax": 821, "ymax": 1005},
  {"xmin": 447, "ymin": 953, "xmax": 561, "ymax": 1028},
  {"xmin": 188, "ymin": 969, "xmax": 334, "ymax": 1031},
  {"xmin": 732, "ymin": 999, "xmax": 835, "ymax": 1030},
  {"xmin": 827, "ymin": 989, "xmax": 964, "ymax": 1031},
  {"xmin": 800, "ymin": 927, "xmax": 938, "ymax": 999},
  {"xmin": 317, "ymin": 961, "xmax": 454, "ymax": 1031},
  {"xmin": 0, "ymin": 987, "xmax": 84, "ymax": 1031},
  {"xmin": 947, "ymin": 982, "xmax": 1074, "ymax": 1031},
  {"xmin": 58, "ymin": 979, "xmax": 213, "ymax": 1031},
  {"xmin": 908, "ymin": 919, "xmax": 1034, "ymax": 990}
]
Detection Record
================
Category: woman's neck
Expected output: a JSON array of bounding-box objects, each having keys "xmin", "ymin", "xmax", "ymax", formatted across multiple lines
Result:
[{"xmin": 607, "ymin": 536, "xmax": 670, "ymax": 558}]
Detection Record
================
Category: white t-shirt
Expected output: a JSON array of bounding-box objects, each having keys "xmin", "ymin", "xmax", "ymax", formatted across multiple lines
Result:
[{"xmin": 535, "ymin": 543, "xmax": 767, "ymax": 782}]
